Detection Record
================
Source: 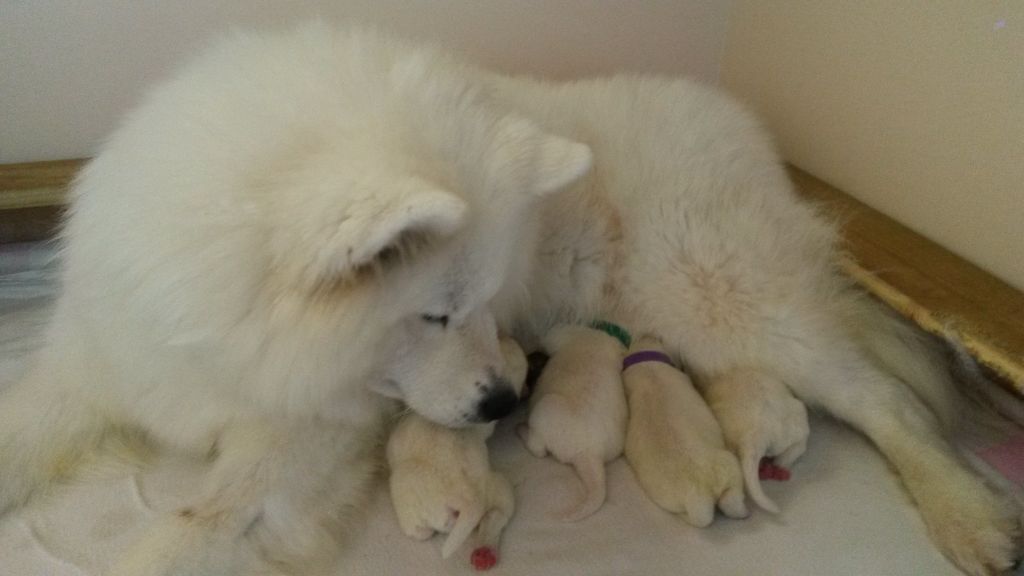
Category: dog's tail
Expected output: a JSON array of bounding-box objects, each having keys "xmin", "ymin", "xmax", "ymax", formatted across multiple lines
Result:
[
  {"xmin": 844, "ymin": 295, "xmax": 960, "ymax": 429},
  {"xmin": 441, "ymin": 499, "xmax": 486, "ymax": 559},
  {"xmin": 560, "ymin": 454, "xmax": 607, "ymax": 522},
  {"xmin": 739, "ymin": 447, "xmax": 779, "ymax": 514},
  {"xmin": 949, "ymin": 341, "xmax": 1024, "ymax": 427},
  {"xmin": 0, "ymin": 363, "xmax": 108, "ymax": 514},
  {"xmin": 846, "ymin": 293, "xmax": 1024, "ymax": 431}
]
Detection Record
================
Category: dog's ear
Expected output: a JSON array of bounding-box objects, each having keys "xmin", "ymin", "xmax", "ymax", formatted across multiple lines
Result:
[
  {"xmin": 495, "ymin": 116, "xmax": 592, "ymax": 197},
  {"xmin": 309, "ymin": 178, "xmax": 467, "ymax": 286},
  {"xmin": 533, "ymin": 133, "xmax": 593, "ymax": 196}
]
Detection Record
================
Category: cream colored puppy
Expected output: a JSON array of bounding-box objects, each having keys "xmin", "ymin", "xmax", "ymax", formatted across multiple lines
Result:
[
  {"xmin": 705, "ymin": 368, "xmax": 810, "ymax": 514},
  {"xmin": 517, "ymin": 324, "xmax": 627, "ymax": 522},
  {"xmin": 387, "ymin": 337, "xmax": 527, "ymax": 561},
  {"xmin": 623, "ymin": 336, "xmax": 748, "ymax": 527}
]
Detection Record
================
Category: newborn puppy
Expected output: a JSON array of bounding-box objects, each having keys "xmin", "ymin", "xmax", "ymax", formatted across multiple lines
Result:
[
  {"xmin": 517, "ymin": 324, "xmax": 627, "ymax": 522},
  {"xmin": 704, "ymin": 368, "xmax": 810, "ymax": 513},
  {"xmin": 622, "ymin": 336, "xmax": 748, "ymax": 527},
  {"xmin": 387, "ymin": 337, "xmax": 527, "ymax": 561}
]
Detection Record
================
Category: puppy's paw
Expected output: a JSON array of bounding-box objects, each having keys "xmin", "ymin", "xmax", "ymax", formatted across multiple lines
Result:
[
  {"xmin": 918, "ymin": 471, "xmax": 1022, "ymax": 576},
  {"xmin": 674, "ymin": 455, "xmax": 747, "ymax": 527},
  {"xmin": 407, "ymin": 525, "xmax": 435, "ymax": 541},
  {"xmin": 714, "ymin": 452, "xmax": 749, "ymax": 520},
  {"xmin": 716, "ymin": 485, "xmax": 749, "ymax": 520},
  {"xmin": 681, "ymin": 490, "xmax": 717, "ymax": 528}
]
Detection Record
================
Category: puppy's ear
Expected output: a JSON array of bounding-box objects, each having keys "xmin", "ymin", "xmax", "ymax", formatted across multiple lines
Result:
[
  {"xmin": 308, "ymin": 178, "xmax": 467, "ymax": 286},
  {"xmin": 495, "ymin": 116, "xmax": 592, "ymax": 197}
]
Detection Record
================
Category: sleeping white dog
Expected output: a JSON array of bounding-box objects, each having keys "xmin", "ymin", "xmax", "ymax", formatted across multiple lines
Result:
[
  {"xmin": 704, "ymin": 368, "xmax": 810, "ymax": 514},
  {"xmin": 622, "ymin": 336, "xmax": 748, "ymax": 526},
  {"xmin": 517, "ymin": 324, "xmax": 627, "ymax": 522},
  {"xmin": 387, "ymin": 337, "xmax": 527, "ymax": 565}
]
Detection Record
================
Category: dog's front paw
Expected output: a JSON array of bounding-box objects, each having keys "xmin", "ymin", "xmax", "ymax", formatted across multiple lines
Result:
[{"xmin": 917, "ymin": 471, "xmax": 1022, "ymax": 576}]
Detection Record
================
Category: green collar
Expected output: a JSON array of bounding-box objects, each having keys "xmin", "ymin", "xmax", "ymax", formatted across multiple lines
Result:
[{"xmin": 592, "ymin": 320, "xmax": 632, "ymax": 348}]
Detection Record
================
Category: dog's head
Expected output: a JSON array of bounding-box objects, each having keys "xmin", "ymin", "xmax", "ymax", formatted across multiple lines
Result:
[
  {"xmin": 66, "ymin": 26, "xmax": 587, "ymax": 430},
  {"xmin": 264, "ymin": 103, "xmax": 591, "ymax": 427}
]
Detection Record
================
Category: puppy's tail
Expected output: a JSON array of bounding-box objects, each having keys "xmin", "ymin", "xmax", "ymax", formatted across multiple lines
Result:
[
  {"xmin": 0, "ymin": 363, "xmax": 108, "ymax": 514},
  {"xmin": 740, "ymin": 448, "xmax": 779, "ymax": 514},
  {"xmin": 474, "ymin": 472, "xmax": 515, "ymax": 549},
  {"xmin": 560, "ymin": 455, "xmax": 607, "ymax": 522},
  {"xmin": 441, "ymin": 500, "xmax": 485, "ymax": 559}
]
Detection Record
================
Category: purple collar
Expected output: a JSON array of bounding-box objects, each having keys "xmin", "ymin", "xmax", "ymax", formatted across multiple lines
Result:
[{"xmin": 622, "ymin": 350, "xmax": 675, "ymax": 371}]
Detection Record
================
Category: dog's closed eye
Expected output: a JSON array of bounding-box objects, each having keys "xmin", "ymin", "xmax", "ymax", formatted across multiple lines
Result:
[{"xmin": 421, "ymin": 313, "xmax": 449, "ymax": 328}]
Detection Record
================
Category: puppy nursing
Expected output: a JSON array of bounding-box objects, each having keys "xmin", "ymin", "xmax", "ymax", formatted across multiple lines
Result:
[
  {"xmin": 518, "ymin": 324, "xmax": 628, "ymax": 522},
  {"xmin": 622, "ymin": 336, "xmax": 748, "ymax": 526},
  {"xmin": 704, "ymin": 368, "xmax": 809, "ymax": 513},
  {"xmin": 387, "ymin": 337, "xmax": 527, "ymax": 561}
]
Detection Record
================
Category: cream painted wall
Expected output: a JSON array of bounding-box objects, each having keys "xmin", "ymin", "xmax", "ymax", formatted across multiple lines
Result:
[
  {"xmin": 6, "ymin": 2, "xmax": 1020, "ymax": 289},
  {"xmin": 0, "ymin": 0, "xmax": 732, "ymax": 163},
  {"xmin": 721, "ymin": 1, "xmax": 1024, "ymax": 290}
]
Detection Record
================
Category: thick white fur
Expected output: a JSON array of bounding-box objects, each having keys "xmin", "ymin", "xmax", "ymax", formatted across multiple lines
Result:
[
  {"xmin": 517, "ymin": 324, "xmax": 627, "ymax": 522},
  {"xmin": 386, "ymin": 337, "xmax": 526, "ymax": 560},
  {"xmin": 0, "ymin": 23, "xmax": 1018, "ymax": 575},
  {"xmin": 0, "ymin": 24, "xmax": 589, "ymax": 576},
  {"xmin": 622, "ymin": 336, "xmax": 747, "ymax": 526},
  {"xmin": 704, "ymin": 368, "xmax": 810, "ymax": 514},
  {"xmin": 489, "ymin": 75, "xmax": 1021, "ymax": 574}
]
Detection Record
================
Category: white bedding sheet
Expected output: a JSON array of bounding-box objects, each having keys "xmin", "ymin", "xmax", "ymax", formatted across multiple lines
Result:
[{"xmin": 0, "ymin": 246, "xmax": 986, "ymax": 575}]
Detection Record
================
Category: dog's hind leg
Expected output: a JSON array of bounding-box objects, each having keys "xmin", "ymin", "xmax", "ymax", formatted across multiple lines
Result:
[
  {"xmin": 0, "ymin": 363, "xmax": 108, "ymax": 515},
  {"xmin": 791, "ymin": 350, "xmax": 1021, "ymax": 576},
  {"xmin": 109, "ymin": 418, "xmax": 381, "ymax": 576}
]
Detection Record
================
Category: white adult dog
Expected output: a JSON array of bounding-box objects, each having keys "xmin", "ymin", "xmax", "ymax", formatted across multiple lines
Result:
[{"xmin": 0, "ymin": 22, "xmax": 1018, "ymax": 576}]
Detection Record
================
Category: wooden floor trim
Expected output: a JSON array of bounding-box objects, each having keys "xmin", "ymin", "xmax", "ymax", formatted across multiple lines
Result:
[
  {"xmin": 0, "ymin": 159, "xmax": 84, "ymax": 194},
  {"xmin": 2, "ymin": 159, "xmax": 1022, "ymax": 393},
  {"xmin": 790, "ymin": 167, "xmax": 1024, "ymax": 393},
  {"xmin": 0, "ymin": 159, "xmax": 83, "ymax": 242}
]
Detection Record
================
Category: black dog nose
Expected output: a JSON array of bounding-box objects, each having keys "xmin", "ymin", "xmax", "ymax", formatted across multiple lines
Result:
[{"xmin": 477, "ymin": 386, "xmax": 518, "ymax": 421}]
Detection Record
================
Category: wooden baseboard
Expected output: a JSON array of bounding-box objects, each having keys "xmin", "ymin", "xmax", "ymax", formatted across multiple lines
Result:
[
  {"xmin": 789, "ymin": 167, "xmax": 1024, "ymax": 393},
  {"xmin": 0, "ymin": 158, "xmax": 83, "ymax": 195},
  {"xmin": 2, "ymin": 159, "xmax": 1022, "ymax": 393},
  {"xmin": 0, "ymin": 159, "xmax": 82, "ymax": 242}
]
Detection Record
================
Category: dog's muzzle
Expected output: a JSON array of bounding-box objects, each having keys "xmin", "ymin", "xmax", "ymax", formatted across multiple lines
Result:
[{"xmin": 475, "ymin": 380, "xmax": 518, "ymax": 422}]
